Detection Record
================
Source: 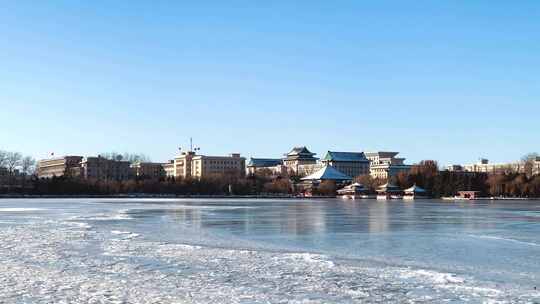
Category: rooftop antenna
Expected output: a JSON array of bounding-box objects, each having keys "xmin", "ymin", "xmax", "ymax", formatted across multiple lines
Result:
[{"xmin": 189, "ymin": 137, "xmax": 201, "ymax": 153}]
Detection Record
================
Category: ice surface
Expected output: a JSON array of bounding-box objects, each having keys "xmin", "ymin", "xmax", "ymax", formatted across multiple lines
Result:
[
  {"xmin": 0, "ymin": 208, "xmax": 43, "ymax": 212},
  {"xmin": 1, "ymin": 198, "xmax": 539, "ymax": 303},
  {"xmin": 0, "ymin": 220, "xmax": 537, "ymax": 303}
]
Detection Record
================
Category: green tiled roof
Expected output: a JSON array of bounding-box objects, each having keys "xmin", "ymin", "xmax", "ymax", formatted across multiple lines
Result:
[
  {"xmin": 247, "ymin": 158, "xmax": 282, "ymax": 167},
  {"xmin": 323, "ymin": 151, "xmax": 368, "ymax": 162}
]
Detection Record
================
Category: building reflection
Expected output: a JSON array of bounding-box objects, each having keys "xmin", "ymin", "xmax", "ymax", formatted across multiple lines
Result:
[
  {"xmin": 163, "ymin": 202, "xmax": 329, "ymax": 236},
  {"xmin": 166, "ymin": 206, "xmax": 203, "ymax": 229},
  {"xmin": 368, "ymin": 201, "xmax": 389, "ymax": 233},
  {"xmin": 280, "ymin": 202, "xmax": 327, "ymax": 235}
]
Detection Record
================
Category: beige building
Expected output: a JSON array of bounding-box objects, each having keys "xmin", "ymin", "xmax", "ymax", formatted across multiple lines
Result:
[
  {"xmin": 172, "ymin": 151, "xmax": 246, "ymax": 179},
  {"xmin": 130, "ymin": 162, "xmax": 164, "ymax": 179},
  {"xmin": 37, "ymin": 156, "xmax": 83, "ymax": 178},
  {"xmin": 173, "ymin": 152, "xmax": 195, "ymax": 178},
  {"xmin": 297, "ymin": 163, "xmax": 324, "ymax": 176},
  {"xmin": 365, "ymin": 151, "xmax": 411, "ymax": 179},
  {"xmin": 80, "ymin": 156, "xmax": 131, "ymax": 181},
  {"xmin": 162, "ymin": 161, "xmax": 175, "ymax": 177}
]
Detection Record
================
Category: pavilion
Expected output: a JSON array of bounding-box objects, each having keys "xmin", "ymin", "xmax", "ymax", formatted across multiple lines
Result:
[
  {"xmin": 376, "ymin": 183, "xmax": 402, "ymax": 200},
  {"xmin": 403, "ymin": 184, "xmax": 428, "ymax": 199},
  {"xmin": 337, "ymin": 182, "xmax": 370, "ymax": 199}
]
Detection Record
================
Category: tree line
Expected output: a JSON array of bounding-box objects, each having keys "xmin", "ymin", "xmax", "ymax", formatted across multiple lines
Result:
[
  {"xmin": 391, "ymin": 159, "xmax": 540, "ymax": 198},
  {"xmin": 0, "ymin": 150, "xmax": 36, "ymax": 175},
  {"xmin": 3, "ymin": 174, "xmax": 292, "ymax": 196},
  {"xmin": 2, "ymin": 149, "xmax": 540, "ymax": 198}
]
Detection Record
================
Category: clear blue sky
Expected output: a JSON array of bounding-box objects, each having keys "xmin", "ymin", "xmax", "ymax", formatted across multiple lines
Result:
[{"xmin": 1, "ymin": 1, "xmax": 538, "ymax": 166}]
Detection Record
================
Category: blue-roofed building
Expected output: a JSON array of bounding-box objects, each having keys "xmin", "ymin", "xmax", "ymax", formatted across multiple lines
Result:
[
  {"xmin": 321, "ymin": 151, "xmax": 370, "ymax": 178},
  {"xmin": 247, "ymin": 158, "xmax": 282, "ymax": 167},
  {"xmin": 246, "ymin": 158, "xmax": 286, "ymax": 176},
  {"xmin": 298, "ymin": 165, "xmax": 352, "ymax": 196},
  {"xmin": 300, "ymin": 165, "xmax": 352, "ymax": 182}
]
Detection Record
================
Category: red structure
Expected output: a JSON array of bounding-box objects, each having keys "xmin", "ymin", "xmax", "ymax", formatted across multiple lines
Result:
[{"xmin": 457, "ymin": 191, "xmax": 481, "ymax": 200}]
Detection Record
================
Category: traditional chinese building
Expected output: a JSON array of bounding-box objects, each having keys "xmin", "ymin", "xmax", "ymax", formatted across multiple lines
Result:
[
  {"xmin": 322, "ymin": 151, "xmax": 370, "ymax": 178},
  {"xmin": 283, "ymin": 146, "xmax": 318, "ymax": 174},
  {"xmin": 403, "ymin": 184, "xmax": 428, "ymax": 199},
  {"xmin": 246, "ymin": 158, "xmax": 286, "ymax": 176}
]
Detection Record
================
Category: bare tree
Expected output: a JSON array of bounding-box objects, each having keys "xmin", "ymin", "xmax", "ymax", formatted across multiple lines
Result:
[
  {"xmin": 0, "ymin": 150, "xmax": 7, "ymax": 168},
  {"xmin": 21, "ymin": 156, "xmax": 36, "ymax": 175},
  {"xmin": 122, "ymin": 153, "xmax": 150, "ymax": 163},
  {"xmin": 522, "ymin": 153, "xmax": 539, "ymax": 177},
  {"xmin": 6, "ymin": 152, "xmax": 22, "ymax": 174},
  {"xmin": 101, "ymin": 152, "xmax": 150, "ymax": 163}
]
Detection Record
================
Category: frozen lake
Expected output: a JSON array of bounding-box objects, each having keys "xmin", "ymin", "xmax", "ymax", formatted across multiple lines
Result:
[{"xmin": 1, "ymin": 198, "xmax": 539, "ymax": 303}]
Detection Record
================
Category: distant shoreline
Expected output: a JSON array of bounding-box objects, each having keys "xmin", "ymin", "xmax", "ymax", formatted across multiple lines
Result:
[
  {"xmin": 1, "ymin": 194, "xmax": 540, "ymax": 201},
  {"xmin": 0, "ymin": 194, "xmax": 331, "ymax": 199}
]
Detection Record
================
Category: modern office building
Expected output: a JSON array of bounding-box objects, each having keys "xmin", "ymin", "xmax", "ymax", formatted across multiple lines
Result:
[
  {"xmin": 192, "ymin": 153, "xmax": 246, "ymax": 178},
  {"xmin": 37, "ymin": 156, "xmax": 84, "ymax": 178},
  {"xmin": 172, "ymin": 151, "xmax": 246, "ymax": 179},
  {"xmin": 283, "ymin": 146, "xmax": 318, "ymax": 174},
  {"xmin": 365, "ymin": 152, "xmax": 411, "ymax": 179},
  {"xmin": 130, "ymin": 162, "xmax": 164, "ymax": 179},
  {"xmin": 80, "ymin": 156, "xmax": 131, "ymax": 181},
  {"xmin": 162, "ymin": 161, "xmax": 175, "ymax": 177},
  {"xmin": 321, "ymin": 151, "xmax": 370, "ymax": 178}
]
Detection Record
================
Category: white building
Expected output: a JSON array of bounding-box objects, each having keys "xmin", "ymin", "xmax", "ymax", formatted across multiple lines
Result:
[
  {"xmin": 365, "ymin": 151, "xmax": 411, "ymax": 179},
  {"xmin": 456, "ymin": 158, "xmax": 540, "ymax": 175}
]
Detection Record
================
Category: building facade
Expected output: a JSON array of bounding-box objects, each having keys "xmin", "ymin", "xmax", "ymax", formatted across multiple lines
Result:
[
  {"xmin": 246, "ymin": 158, "xmax": 286, "ymax": 176},
  {"xmin": 37, "ymin": 156, "xmax": 84, "ymax": 178},
  {"xmin": 297, "ymin": 163, "xmax": 325, "ymax": 176},
  {"xmin": 455, "ymin": 158, "xmax": 540, "ymax": 175},
  {"xmin": 365, "ymin": 152, "xmax": 411, "ymax": 179},
  {"xmin": 283, "ymin": 147, "xmax": 318, "ymax": 174},
  {"xmin": 172, "ymin": 151, "xmax": 246, "ymax": 179},
  {"xmin": 162, "ymin": 161, "xmax": 175, "ymax": 177},
  {"xmin": 130, "ymin": 162, "xmax": 164, "ymax": 179},
  {"xmin": 321, "ymin": 151, "xmax": 370, "ymax": 178},
  {"xmin": 174, "ymin": 152, "xmax": 195, "ymax": 178},
  {"xmin": 191, "ymin": 154, "xmax": 246, "ymax": 178},
  {"xmin": 80, "ymin": 156, "xmax": 131, "ymax": 181}
]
